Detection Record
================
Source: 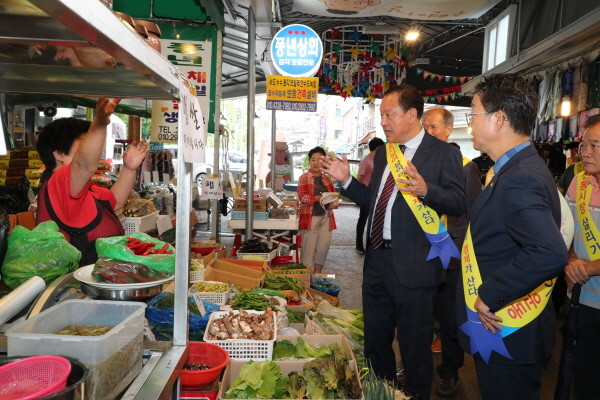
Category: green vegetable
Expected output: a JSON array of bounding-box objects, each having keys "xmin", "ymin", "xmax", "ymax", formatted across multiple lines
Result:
[
  {"xmin": 287, "ymin": 371, "xmax": 307, "ymax": 399},
  {"xmin": 272, "ymin": 337, "xmax": 342, "ymax": 360},
  {"xmin": 286, "ymin": 308, "xmax": 305, "ymax": 323},
  {"xmin": 264, "ymin": 273, "xmax": 305, "ymax": 294},
  {"xmin": 228, "ymin": 291, "xmax": 278, "ymax": 311},
  {"xmin": 273, "ymin": 340, "xmax": 297, "ymax": 359},
  {"xmin": 224, "ymin": 360, "xmax": 288, "ymax": 399},
  {"xmin": 156, "ymin": 292, "xmax": 203, "ymax": 315}
]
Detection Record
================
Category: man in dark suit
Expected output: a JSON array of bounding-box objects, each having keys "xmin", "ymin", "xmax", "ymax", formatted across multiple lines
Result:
[
  {"xmin": 457, "ymin": 74, "xmax": 568, "ymax": 400},
  {"xmin": 320, "ymin": 85, "xmax": 466, "ymax": 399},
  {"xmin": 422, "ymin": 107, "xmax": 482, "ymax": 397}
]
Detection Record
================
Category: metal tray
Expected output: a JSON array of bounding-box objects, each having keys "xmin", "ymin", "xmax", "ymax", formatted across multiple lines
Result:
[{"xmin": 80, "ymin": 282, "xmax": 163, "ymax": 301}]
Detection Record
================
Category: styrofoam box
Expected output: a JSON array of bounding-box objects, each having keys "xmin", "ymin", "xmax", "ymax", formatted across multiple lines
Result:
[
  {"xmin": 6, "ymin": 299, "xmax": 146, "ymax": 400},
  {"xmin": 203, "ymin": 310, "xmax": 276, "ymax": 361}
]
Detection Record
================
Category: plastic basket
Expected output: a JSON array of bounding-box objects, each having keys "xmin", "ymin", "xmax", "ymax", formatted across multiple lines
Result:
[
  {"xmin": 189, "ymin": 281, "xmax": 232, "ymax": 305},
  {"xmin": 181, "ymin": 342, "xmax": 229, "ymax": 389},
  {"xmin": 123, "ymin": 211, "xmax": 159, "ymax": 234},
  {"xmin": 190, "ymin": 269, "xmax": 205, "ymax": 283},
  {"xmin": 0, "ymin": 355, "xmax": 71, "ymax": 400},
  {"xmin": 203, "ymin": 310, "xmax": 276, "ymax": 360}
]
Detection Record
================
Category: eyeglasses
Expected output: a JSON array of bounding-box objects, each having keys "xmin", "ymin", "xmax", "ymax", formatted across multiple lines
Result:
[
  {"xmin": 465, "ymin": 112, "xmax": 509, "ymax": 126},
  {"xmin": 465, "ymin": 112, "xmax": 488, "ymax": 126}
]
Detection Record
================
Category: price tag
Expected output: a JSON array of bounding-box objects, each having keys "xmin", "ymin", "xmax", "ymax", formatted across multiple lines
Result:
[
  {"xmin": 191, "ymin": 293, "xmax": 207, "ymax": 316},
  {"xmin": 152, "ymin": 170, "xmax": 160, "ymax": 183},
  {"xmin": 162, "ymin": 173, "xmax": 171, "ymax": 184},
  {"xmin": 143, "ymin": 171, "xmax": 152, "ymax": 185},
  {"xmin": 201, "ymin": 177, "xmax": 223, "ymax": 199}
]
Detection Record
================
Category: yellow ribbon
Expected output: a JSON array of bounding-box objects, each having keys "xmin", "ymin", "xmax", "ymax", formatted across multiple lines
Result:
[
  {"xmin": 574, "ymin": 161, "xmax": 585, "ymax": 176},
  {"xmin": 386, "ymin": 142, "xmax": 440, "ymax": 235},
  {"xmin": 575, "ymin": 172, "xmax": 600, "ymax": 261},
  {"xmin": 462, "ymin": 155, "xmax": 471, "ymax": 167},
  {"xmin": 462, "ymin": 226, "xmax": 555, "ymax": 329}
]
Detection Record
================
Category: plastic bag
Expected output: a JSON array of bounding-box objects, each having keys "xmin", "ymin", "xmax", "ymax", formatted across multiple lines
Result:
[
  {"xmin": 1, "ymin": 221, "xmax": 81, "ymax": 289},
  {"xmin": 145, "ymin": 292, "xmax": 220, "ymax": 340},
  {"xmin": 95, "ymin": 232, "xmax": 175, "ymax": 274},
  {"xmin": 93, "ymin": 257, "xmax": 171, "ymax": 283}
]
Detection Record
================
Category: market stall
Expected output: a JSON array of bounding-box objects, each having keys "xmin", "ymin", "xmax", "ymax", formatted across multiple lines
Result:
[{"xmin": 0, "ymin": 1, "xmax": 192, "ymax": 398}]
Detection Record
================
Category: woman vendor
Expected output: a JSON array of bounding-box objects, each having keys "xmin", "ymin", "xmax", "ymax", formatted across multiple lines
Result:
[
  {"xmin": 36, "ymin": 98, "xmax": 148, "ymax": 265},
  {"xmin": 298, "ymin": 146, "xmax": 338, "ymax": 274}
]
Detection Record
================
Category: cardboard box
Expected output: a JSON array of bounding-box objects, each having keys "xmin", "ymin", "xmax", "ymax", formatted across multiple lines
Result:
[
  {"xmin": 8, "ymin": 210, "xmax": 36, "ymax": 233},
  {"xmin": 204, "ymin": 266, "xmax": 264, "ymax": 290},
  {"xmin": 218, "ymin": 357, "xmax": 363, "ymax": 400},
  {"xmin": 213, "ymin": 258, "xmax": 271, "ymax": 273},
  {"xmin": 208, "ymin": 258, "xmax": 268, "ymax": 277}
]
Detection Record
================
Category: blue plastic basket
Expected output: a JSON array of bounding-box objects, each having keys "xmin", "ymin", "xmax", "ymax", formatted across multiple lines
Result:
[
  {"xmin": 230, "ymin": 211, "xmax": 269, "ymax": 220},
  {"xmin": 311, "ymin": 279, "xmax": 340, "ymax": 297}
]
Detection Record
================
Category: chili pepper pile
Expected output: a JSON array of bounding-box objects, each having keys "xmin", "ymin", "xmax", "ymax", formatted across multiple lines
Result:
[
  {"xmin": 285, "ymin": 296, "xmax": 302, "ymax": 305},
  {"xmin": 125, "ymin": 237, "xmax": 173, "ymax": 256}
]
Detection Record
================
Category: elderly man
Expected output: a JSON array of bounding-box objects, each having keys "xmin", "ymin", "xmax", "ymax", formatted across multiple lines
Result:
[
  {"xmin": 422, "ymin": 107, "xmax": 481, "ymax": 397},
  {"xmin": 563, "ymin": 120, "xmax": 600, "ymax": 400},
  {"xmin": 457, "ymin": 74, "xmax": 567, "ymax": 400},
  {"xmin": 321, "ymin": 85, "xmax": 466, "ymax": 399}
]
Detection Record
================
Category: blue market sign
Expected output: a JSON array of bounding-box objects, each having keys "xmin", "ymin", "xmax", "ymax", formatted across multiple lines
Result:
[{"xmin": 270, "ymin": 24, "xmax": 323, "ymax": 78}]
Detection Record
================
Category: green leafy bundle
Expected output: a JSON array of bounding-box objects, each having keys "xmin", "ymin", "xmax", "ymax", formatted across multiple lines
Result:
[
  {"xmin": 273, "ymin": 337, "xmax": 341, "ymax": 360},
  {"xmin": 224, "ymin": 360, "xmax": 288, "ymax": 399},
  {"xmin": 264, "ymin": 273, "xmax": 305, "ymax": 294}
]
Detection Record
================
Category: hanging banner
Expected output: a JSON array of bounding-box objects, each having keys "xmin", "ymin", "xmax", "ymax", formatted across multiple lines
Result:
[
  {"xmin": 266, "ymin": 76, "xmax": 319, "ymax": 112},
  {"xmin": 292, "ymin": 0, "xmax": 501, "ymax": 19},
  {"xmin": 270, "ymin": 24, "xmax": 323, "ymax": 77},
  {"xmin": 151, "ymin": 39, "xmax": 212, "ymax": 144},
  {"xmin": 179, "ymin": 76, "xmax": 206, "ymax": 164}
]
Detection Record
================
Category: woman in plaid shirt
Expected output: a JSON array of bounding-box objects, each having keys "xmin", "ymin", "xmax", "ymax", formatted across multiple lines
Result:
[{"xmin": 298, "ymin": 146, "xmax": 337, "ymax": 274}]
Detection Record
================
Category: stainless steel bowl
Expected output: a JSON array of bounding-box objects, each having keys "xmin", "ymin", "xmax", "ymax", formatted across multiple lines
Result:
[{"xmin": 80, "ymin": 282, "xmax": 163, "ymax": 301}]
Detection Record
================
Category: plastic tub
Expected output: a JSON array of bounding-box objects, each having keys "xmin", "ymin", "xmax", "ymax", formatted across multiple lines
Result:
[
  {"xmin": 6, "ymin": 300, "xmax": 145, "ymax": 400},
  {"xmin": 181, "ymin": 342, "xmax": 229, "ymax": 389}
]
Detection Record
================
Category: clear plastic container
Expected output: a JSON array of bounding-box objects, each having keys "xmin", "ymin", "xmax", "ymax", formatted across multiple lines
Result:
[{"xmin": 6, "ymin": 299, "xmax": 145, "ymax": 400}]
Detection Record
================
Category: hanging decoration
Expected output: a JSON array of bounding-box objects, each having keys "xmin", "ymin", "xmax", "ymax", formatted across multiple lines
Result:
[
  {"xmin": 319, "ymin": 25, "xmax": 408, "ymax": 102},
  {"xmin": 415, "ymin": 68, "xmax": 474, "ymax": 84}
]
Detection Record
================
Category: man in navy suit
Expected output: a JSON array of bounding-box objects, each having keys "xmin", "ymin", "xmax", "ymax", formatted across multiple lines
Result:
[
  {"xmin": 456, "ymin": 74, "xmax": 567, "ymax": 400},
  {"xmin": 320, "ymin": 85, "xmax": 466, "ymax": 399}
]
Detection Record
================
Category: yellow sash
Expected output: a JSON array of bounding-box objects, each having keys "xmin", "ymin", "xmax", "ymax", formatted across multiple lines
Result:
[
  {"xmin": 386, "ymin": 143, "xmax": 441, "ymax": 235},
  {"xmin": 575, "ymin": 172, "xmax": 600, "ymax": 261},
  {"xmin": 462, "ymin": 227, "xmax": 555, "ymax": 329},
  {"xmin": 462, "ymin": 156, "xmax": 471, "ymax": 167},
  {"xmin": 574, "ymin": 161, "xmax": 584, "ymax": 176}
]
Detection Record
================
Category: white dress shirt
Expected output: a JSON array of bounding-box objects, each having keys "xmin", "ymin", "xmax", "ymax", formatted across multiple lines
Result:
[{"xmin": 344, "ymin": 129, "xmax": 425, "ymax": 240}]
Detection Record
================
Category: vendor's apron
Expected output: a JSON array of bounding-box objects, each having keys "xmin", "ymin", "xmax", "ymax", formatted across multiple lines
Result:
[{"xmin": 37, "ymin": 180, "xmax": 125, "ymax": 266}]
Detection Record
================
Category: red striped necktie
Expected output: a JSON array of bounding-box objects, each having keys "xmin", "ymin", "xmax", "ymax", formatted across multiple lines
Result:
[{"xmin": 371, "ymin": 144, "xmax": 405, "ymax": 249}]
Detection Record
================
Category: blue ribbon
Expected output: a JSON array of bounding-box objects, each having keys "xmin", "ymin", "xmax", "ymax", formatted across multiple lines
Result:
[
  {"xmin": 425, "ymin": 230, "xmax": 460, "ymax": 269},
  {"xmin": 460, "ymin": 307, "xmax": 513, "ymax": 363}
]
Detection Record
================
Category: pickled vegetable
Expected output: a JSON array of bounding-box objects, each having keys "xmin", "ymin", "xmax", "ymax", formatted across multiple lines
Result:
[{"xmin": 55, "ymin": 324, "xmax": 112, "ymax": 336}]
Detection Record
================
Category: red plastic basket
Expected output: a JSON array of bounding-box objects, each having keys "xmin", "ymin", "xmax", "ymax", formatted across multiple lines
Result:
[
  {"xmin": 0, "ymin": 355, "xmax": 71, "ymax": 400},
  {"xmin": 180, "ymin": 342, "xmax": 229, "ymax": 389}
]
